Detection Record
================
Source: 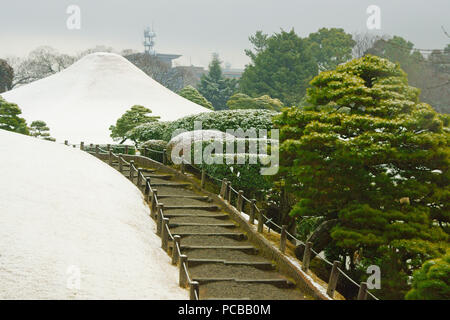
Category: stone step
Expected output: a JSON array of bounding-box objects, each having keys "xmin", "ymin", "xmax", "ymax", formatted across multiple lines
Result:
[
  {"xmin": 157, "ymin": 198, "xmax": 213, "ymax": 207},
  {"xmin": 164, "ymin": 205, "xmax": 220, "ymax": 211},
  {"xmin": 199, "ymin": 281, "xmax": 309, "ymax": 300},
  {"xmin": 164, "ymin": 213, "xmax": 228, "ymax": 219},
  {"xmin": 169, "ymin": 222, "xmax": 235, "ymax": 228},
  {"xmin": 151, "ymin": 182, "xmax": 191, "ymax": 188},
  {"xmin": 168, "ymin": 216, "xmax": 230, "ymax": 225},
  {"xmin": 180, "ymin": 245, "xmax": 257, "ymax": 254},
  {"xmin": 192, "ymin": 278, "xmax": 294, "ymax": 288},
  {"xmin": 172, "ymin": 235, "xmax": 249, "ymax": 247},
  {"xmin": 158, "ymin": 195, "xmax": 210, "ymax": 201},
  {"xmin": 190, "ymin": 263, "xmax": 283, "ymax": 281},
  {"xmin": 172, "ymin": 232, "xmax": 244, "ymax": 239},
  {"xmin": 187, "ymin": 259, "xmax": 274, "ymax": 270}
]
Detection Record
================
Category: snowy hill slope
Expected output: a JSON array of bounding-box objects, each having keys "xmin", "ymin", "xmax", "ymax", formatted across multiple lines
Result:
[
  {"xmin": 2, "ymin": 52, "xmax": 210, "ymax": 143},
  {"xmin": 0, "ymin": 129, "xmax": 187, "ymax": 299}
]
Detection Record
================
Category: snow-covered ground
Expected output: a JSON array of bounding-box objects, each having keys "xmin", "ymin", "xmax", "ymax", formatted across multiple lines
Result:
[
  {"xmin": 1, "ymin": 52, "xmax": 210, "ymax": 143},
  {"xmin": 0, "ymin": 129, "xmax": 187, "ymax": 299}
]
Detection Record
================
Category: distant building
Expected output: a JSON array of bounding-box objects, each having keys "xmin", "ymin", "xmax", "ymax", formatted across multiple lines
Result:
[
  {"xmin": 144, "ymin": 27, "xmax": 181, "ymax": 68},
  {"xmin": 222, "ymin": 68, "xmax": 244, "ymax": 80}
]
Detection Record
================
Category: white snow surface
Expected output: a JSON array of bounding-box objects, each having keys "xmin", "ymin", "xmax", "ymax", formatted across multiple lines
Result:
[
  {"xmin": 0, "ymin": 129, "xmax": 187, "ymax": 299},
  {"xmin": 1, "ymin": 52, "xmax": 211, "ymax": 143}
]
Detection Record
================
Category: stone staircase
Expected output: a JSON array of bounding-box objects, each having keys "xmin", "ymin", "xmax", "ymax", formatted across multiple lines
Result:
[{"xmin": 104, "ymin": 158, "xmax": 313, "ymax": 300}]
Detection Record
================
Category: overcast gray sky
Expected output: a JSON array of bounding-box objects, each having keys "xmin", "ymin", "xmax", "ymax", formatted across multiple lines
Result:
[{"xmin": 0, "ymin": 0, "xmax": 449, "ymax": 68}]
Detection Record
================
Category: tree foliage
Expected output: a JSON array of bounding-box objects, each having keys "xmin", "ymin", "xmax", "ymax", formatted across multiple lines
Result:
[
  {"xmin": 109, "ymin": 105, "xmax": 159, "ymax": 143},
  {"xmin": 0, "ymin": 96, "xmax": 29, "ymax": 135},
  {"xmin": 240, "ymin": 29, "xmax": 317, "ymax": 106},
  {"xmin": 178, "ymin": 85, "xmax": 213, "ymax": 109},
  {"xmin": 275, "ymin": 55, "xmax": 449, "ymax": 299},
  {"xmin": 0, "ymin": 59, "xmax": 14, "ymax": 93},
  {"xmin": 307, "ymin": 27, "xmax": 356, "ymax": 71},
  {"xmin": 226, "ymin": 93, "xmax": 283, "ymax": 111},
  {"xmin": 366, "ymin": 36, "xmax": 450, "ymax": 114},
  {"xmin": 198, "ymin": 53, "xmax": 238, "ymax": 110},
  {"xmin": 29, "ymin": 120, "xmax": 55, "ymax": 141},
  {"xmin": 406, "ymin": 250, "xmax": 450, "ymax": 300}
]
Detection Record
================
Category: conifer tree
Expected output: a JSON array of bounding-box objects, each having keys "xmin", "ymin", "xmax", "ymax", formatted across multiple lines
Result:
[
  {"xmin": 275, "ymin": 55, "xmax": 449, "ymax": 299},
  {"xmin": 178, "ymin": 85, "xmax": 213, "ymax": 109},
  {"xmin": 198, "ymin": 54, "xmax": 237, "ymax": 110},
  {"xmin": 0, "ymin": 96, "xmax": 29, "ymax": 135}
]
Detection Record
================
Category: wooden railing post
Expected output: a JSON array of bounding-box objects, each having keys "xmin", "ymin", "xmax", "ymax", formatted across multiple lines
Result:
[
  {"xmin": 145, "ymin": 177, "xmax": 151, "ymax": 196},
  {"xmin": 280, "ymin": 225, "xmax": 287, "ymax": 253},
  {"xmin": 302, "ymin": 242, "xmax": 312, "ymax": 272},
  {"xmin": 201, "ymin": 168, "xmax": 206, "ymax": 188},
  {"xmin": 95, "ymin": 144, "xmax": 99, "ymax": 156},
  {"xmin": 80, "ymin": 142, "xmax": 84, "ymax": 150},
  {"xmin": 156, "ymin": 203, "xmax": 164, "ymax": 236},
  {"xmin": 64, "ymin": 140, "xmax": 68, "ymax": 146},
  {"xmin": 237, "ymin": 190, "xmax": 244, "ymax": 212},
  {"xmin": 190, "ymin": 281, "xmax": 199, "ymax": 300},
  {"xmin": 143, "ymin": 148, "xmax": 148, "ymax": 158},
  {"xmin": 327, "ymin": 261, "xmax": 341, "ymax": 298},
  {"xmin": 227, "ymin": 181, "xmax": 232, "ymax": 203},
  {"xmin": 89, "ymin": 143, "xmax": 93, "ymax": 151},
  {"xmin": 172, "ymin": 235, "xmax": 181, "ymax": 265},
  {"xmin": 108, "ymin": 150, "xmax": 113, "ymax": 166},
  {"xmin": 180, "ymin": 160, "xmax": 185, "ymax": 174},
  {"xmin": 129, "ymin": 160, "xmax": 135, "ymax": 182},
  {"xmin": 150, "ymin": 189, "xmax": 158, "ymax": 219},
  {"xmin": 161, "ymin": 218, "xmax": 169, "ymax": 251},
  {"xmin": 220, "ymin": 178, "xmax": 228, "ymax": 198},
  {"xmin": 357, "ymin": 282, "xmax": 368, "ymax": 300},
  {"xmin": 107, "ymin": 144, "xmax": 111, "ymax": 151},
  {"xmin": 124, "ymin": 145, "xmax": 129, "ymax": 155},
  {"xmin": 179, "ymin": 255, "xmax": 188, "ymax": 287},
  {"xmin": 163, "ymin": 149, "xmax": 167, "ymax": 165},
  {"xmin": 249, "ymin": 199, "xmax": 256, "ymax": 224},
  {"xmin": 118, "ymin": 156, "xmax": 123, "ymax": 173},
  {"xmin": 257, "ymin": 210, "xmax": 264, "ymax": 233},
  {"xmin": 137, "ymin": 168, "xmax": 142, "ymax": 187}
]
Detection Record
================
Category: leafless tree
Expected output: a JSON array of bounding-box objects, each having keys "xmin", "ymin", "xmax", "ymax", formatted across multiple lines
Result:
[
  {"xmin": 8, "ymin": 46, "xmax": 75, "ymax": 88},
  {"xmin": 351, "ymin": 32, "xmax": 390, "ymax": 58}
]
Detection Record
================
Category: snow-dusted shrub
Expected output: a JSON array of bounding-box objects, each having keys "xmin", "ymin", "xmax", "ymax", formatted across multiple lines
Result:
[
  {"xmin": 162, "ymin": 109, "xmax": 277, "ymax": 141},
  {"xmin": 126, "ymin": 121, "xmax": 171, "ymax": 144},
  {"xmin": 167, "ymin": 129, "xmax": 235, "ymax": 163},
  {"xmin": 140, "ymin": 139, "xmax": 168, "ymax": 151}
]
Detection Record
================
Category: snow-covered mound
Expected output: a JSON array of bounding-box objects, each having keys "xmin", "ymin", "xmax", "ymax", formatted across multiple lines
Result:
[
  {"xmin": 2, "ymin": 52, "xmax": 211, "ymax": 143},
  {"xmin": 0, "ymin": 129, "xmax": 187, "ymax": 299}
]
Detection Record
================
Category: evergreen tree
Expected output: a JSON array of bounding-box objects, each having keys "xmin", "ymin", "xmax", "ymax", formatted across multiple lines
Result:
[
  {"xmin": 226, "ymin": 93, "xmax": 283, "ymax": 111},
  {"xmin": 406, "ymin": 250, "xmax": 450, "ymax": 300},
  {"xmin": 0, "ymin": 96, "xmax": 29, "ymax": 135},
  {"xmin": 0, "ymin": 59, "xmax": 14, "ymax": 93},
  {"xmin": 198, "ymin": 53, "xmax": 237, "ymax": 110},
  {"xmin": 178, "ymin": 85, "xmax": 213, "ymax": 109},
  {"xmin": 30, "ymin": 120, "xmax": 55, "ymax": 141},
  {"xmin": 307, "ymin": 28, "xmax": 356, "ymax": 71},
  {"xmin": 239, "ymin": 29, "xmax": 318, "ymax": 106},
  {"xmin": 275, "ymin": 55, "xmax": 449, "ymax": 299},
  {"xmin": 109, "ymin": 105, "xmax": 159, "ymax": 143}
]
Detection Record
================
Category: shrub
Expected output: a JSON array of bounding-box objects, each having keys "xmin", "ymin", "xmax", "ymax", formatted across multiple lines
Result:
[
  {"xmin": 162, "ymin": 109, "xmax": 277, "ymax": 141},
  {"xmin": 126, "ymin": 121, "xmax": 171, "ymax": 144}
]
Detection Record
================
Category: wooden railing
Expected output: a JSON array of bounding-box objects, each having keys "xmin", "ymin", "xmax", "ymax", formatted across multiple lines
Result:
[{"xmin": 74, "ymin": 141, "xmax": 378, "ymax": 301}]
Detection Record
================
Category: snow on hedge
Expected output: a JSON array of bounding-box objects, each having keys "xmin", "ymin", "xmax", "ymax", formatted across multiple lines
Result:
[
  {"xmin": 2, "ymin": 52, "xmax": 211, "ymax": 143},
  {"xmin": 0, "ymin": 129, "xmax": 186, "ymax": 299}
]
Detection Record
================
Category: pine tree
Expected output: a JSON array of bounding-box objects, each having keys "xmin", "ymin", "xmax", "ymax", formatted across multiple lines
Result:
[
  {"xmin": 109, "ymin": 105, "xmax": 160, "ymax": 143},
  {"xmin": 275, "ymin": 55, "xmax": 449, "ymax": 299},
  {"xmin": 30, "ymin": 120, "xmax": 55, "ymax": 141},
  {"xmin": 198, "ymin": 54, "xmax": 237, "ymax": 110},
  {"xmin": 0, "ymin": 96, "xmax": 29, "ymax": 135},
  {"xmin": 178, "ymin": 85, "xmax": 213, "ymax": 109}
]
